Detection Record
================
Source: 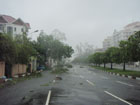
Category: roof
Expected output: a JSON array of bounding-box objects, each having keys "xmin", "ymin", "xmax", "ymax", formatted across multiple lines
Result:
[
  {"xmin": 0, "ymin": 15, "xmax": 16, "ymax": 23},
  {"xmin": 25, "ymin": 23, "xmax": 31, "ymax": 29},
  {"xmin": 0, "ymin": 14, "xmax": 30, "ymax": 29},
  {"xmin": 124, "ymin": 21, "xmax": 140, "ymax": 29}
]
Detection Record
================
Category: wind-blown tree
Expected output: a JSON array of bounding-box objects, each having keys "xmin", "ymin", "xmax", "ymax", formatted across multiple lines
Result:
[
  {"xmin": 100, "ymin": 52, "xmax": 108, "ymax": 68},
  {"xmin": 119, "ymin": 40, "xmax": 129, "ymax": 71},
  {"xmin": 14, "ymin": 34, "xmax": 37, "ymax": 64},
  {"xmin": 105, "ymin": 47, "xmax": 120, "ymax": 69},
  {"xmin": 0, "ymin": 33, "xmax": 17, "ymax": 64},
  {"xmin": 89, "ymin": 52, "xmax": 102, "ymax": 66},
  {"xmin": 34, "ymin": 32, "xmax": 74, "ymax": 65},
  {"xmin": 73, "ymin": 42, "xmax": 95, "ymax": 64}
]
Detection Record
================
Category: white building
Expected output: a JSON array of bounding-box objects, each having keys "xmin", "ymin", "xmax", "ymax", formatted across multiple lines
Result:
[
  {"xmin": 0, "ymin": 14, "xmax": 30, "ymax": 36},
  {"xmin": 102, "ymin": 36, "xmax": 114, "ymax": 50},
  {"xmin": 103, "ymin": 21, "xmax": 140, "ymax": 49}
]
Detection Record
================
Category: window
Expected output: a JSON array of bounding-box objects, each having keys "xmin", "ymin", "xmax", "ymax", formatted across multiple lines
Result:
[
  {"xmin": 14, "ymin": 27, "xmax": 16, "ymax": 32},
  {"xmin": 21, "ymin": 28, "xmax": 24, "ymax": 32},
  {"xmin": 7, "ymin": 26, "xmax": 13, "ymax": 35},
  {"xmin": 0, "ymin": 24, "xmax": 3, "ymax": 31}
]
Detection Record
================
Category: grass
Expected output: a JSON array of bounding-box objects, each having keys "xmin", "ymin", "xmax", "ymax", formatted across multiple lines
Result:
[
  {"xmin": 92, "ymin": 66, "xmax": 140, "ymax": 77},
  {"xmin": 40, "ymin": 83, "xmax": 50, "ymax": 86},
  {"xmin": 0, "ymin": 72, "xmax": 42, "ymax": 89},
  {"xmin": 51, "ymin": 66, "xmax": 68, "ymax": 74}
]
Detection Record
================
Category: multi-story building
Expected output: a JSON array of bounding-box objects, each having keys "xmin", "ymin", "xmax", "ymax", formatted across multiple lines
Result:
[
  {"xmin": 102, "ymin": 36, "xmax": 114, "ymax": 50},
  {"xmin": 103, "ymin": 21, "xmax": 140, "ymax": 50},
  {"xmin": 0, "ymin": 14, "xmax": 30, "ymax": 36}
]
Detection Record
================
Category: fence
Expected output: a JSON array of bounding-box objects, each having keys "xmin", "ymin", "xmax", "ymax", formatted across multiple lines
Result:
[
  {"xmin": 0, "ymin": 62, "xmax": 5, "ymax": 77},
  {"xmin": 12, "ymin": 64, "xmax": 27, "ymax": 77}
]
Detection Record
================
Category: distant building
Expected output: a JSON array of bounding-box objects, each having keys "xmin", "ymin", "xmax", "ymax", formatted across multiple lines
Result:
[
  {"xmin": 103, "ymin": 21, "xmax": 140, "ymax": 50},
  {"xmin": 102, "ymin": 36, "xmax": 114, "ymax": 50},
  {"xmin": 0, "ymin": 14, "xmax": 30, "ymax": 36}
]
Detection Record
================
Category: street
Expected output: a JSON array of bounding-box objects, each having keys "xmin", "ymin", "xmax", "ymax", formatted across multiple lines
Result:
[{"xmin": 0, "ymin": 65, "xmax": 140, "ymax": 105}]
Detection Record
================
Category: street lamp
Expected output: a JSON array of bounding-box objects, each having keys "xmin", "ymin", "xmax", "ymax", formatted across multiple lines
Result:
[
  {"xmin": 29, "ymin": 30, "xmax": 39, "ymax": 34},
  {"xmin": 28, "ymin": 30, "xmax": 39, "ymax": 39}
]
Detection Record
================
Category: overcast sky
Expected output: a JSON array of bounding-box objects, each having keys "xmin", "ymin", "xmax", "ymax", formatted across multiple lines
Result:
[{"xmin": 0, "ymin": 0, "xmax": 140, "ymax": 48}]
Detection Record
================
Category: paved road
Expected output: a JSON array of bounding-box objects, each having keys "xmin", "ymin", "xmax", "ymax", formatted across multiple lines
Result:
[
  {"xmin": 50, "ymin": 65, "xmax": 140, "ymax": 105},
  {"xmin": 0, "ymin": 64, "xmax": 140, "ymax": 105}
]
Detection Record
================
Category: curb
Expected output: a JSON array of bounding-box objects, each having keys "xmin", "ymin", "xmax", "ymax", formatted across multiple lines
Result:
[{"xmin": 102, "ymin": 70, "xmax": 140, "ymax": 81}]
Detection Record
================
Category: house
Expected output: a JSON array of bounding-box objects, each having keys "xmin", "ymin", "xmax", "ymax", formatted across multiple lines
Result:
[{"xmin": 0, "ymin": 14, "xmax": 30, "ymax": 36}]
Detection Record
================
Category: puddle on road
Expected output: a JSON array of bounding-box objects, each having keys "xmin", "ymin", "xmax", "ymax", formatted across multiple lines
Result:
[{"xmin": 16, "ymin": 92, "xmax": 47, "ymax": 105}]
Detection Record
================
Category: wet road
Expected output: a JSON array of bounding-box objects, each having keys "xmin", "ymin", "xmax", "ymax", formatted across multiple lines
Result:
[
  {"xmin": 50, "ymin": 65, "xmax": 140, "ymax": 105},
  {"xmin": 0, "ymin": 65, "xmax": 140, "ymax": 105}
]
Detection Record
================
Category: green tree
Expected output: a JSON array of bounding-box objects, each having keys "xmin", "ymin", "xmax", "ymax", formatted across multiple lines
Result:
[
  {"xmin": 105, "ymin": 47, "xmax": 120, "ymax": 69},
  {"xmin": 0, "ymin": 33, "xmax": 17, "ymax": 64},
  {"xmin": 128, "ymin": 31, "xmax": 140, "ymax": 62},
  {"xmin": 34, "ymin": 32, "xmax": 74, "ymax": 65},
  {"xmin": 14, "ymin": 34, "xmax": 37, "ymax": 64},
  {"xmin": 100, "ymin": 52, "xmax": 108, "ymax": 68},
  {"xmin": 89, "ymin": 52, "xmax": 102, "ymax": 67},
  {"xmin": 119, "ymin": 40, "xmax": 129, "ymax": 71}
]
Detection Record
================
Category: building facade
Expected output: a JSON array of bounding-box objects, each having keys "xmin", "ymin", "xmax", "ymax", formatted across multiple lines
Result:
[
  {"xmin": 0, "ymin": 14, "xmax": 30, "ymax": 36},
  {"xmin": 103, "ymin": 21, "xmax": 140, "ymax": 50},
  {"xmin": 102, "ymin": 36, "xmax": 114, "ymax": 50}
]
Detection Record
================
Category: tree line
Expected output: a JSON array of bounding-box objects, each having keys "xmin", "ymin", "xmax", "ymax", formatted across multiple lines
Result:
[
  {"xmin": 0, "ymin": 32, "xmax": 74, "ymax": 69},
  {"xmin": 88, "ymin": 31, "xmax": 140, "ymax": 71}
]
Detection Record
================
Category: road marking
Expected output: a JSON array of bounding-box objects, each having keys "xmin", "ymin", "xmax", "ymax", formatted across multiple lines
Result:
[
  {"xmin": 116, "ymin": 81, "xmax": 133, "ymax": 87},
  {"xmin": 86, "ymin": 80, "xmax": 94, "ymax": 86},
  {"xmin": 45, "ymin": 90, "xmax": 52, "ymax": 105},
  {"xmin": 104, "ymin": 91, "xmax": 133, "ymax": 105}
]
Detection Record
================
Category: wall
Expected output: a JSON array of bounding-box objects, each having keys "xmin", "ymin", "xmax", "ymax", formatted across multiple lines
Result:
[
  {"xmin": 12, "ymin": 64, "xmax": 27, "ymax": 77},
  {"xmin": 0, "ymin": 62, "xmax": 5, "ymax": 77}
]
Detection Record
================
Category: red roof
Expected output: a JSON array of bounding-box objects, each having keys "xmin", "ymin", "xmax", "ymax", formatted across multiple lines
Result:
[
  {"xmin": 0, "ymin": 15, "xmax": 16, "ymax": 23},
  {"xmin": 0, "ymin": 14, "xmax": 31, "ymax": 29},
  {"xmin": 25, "ymin": 23, "xmax": 31, "ymax": 29}
]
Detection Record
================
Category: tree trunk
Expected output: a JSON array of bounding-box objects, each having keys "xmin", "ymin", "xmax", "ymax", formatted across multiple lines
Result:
[
  {"xmin": 111, "ymin": 62, "xmax": 113, "ymax": 69},
  {"xmin": 123, "ymin": 62, "xmax": 125, "ymax": 71},
  {"xmin": 104, "ymin": 63, "xmax": 106, "ymax": 68}
]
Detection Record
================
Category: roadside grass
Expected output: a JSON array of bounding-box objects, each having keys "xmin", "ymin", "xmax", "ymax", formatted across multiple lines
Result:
[
  {"xmin": 51, "ymin": 66, "xmax": 68, "ymax": 74},
  {"xmin": 92, "ymin": 66, "xmax": 140, "ymax": 77},
  {"xmin": 40, "ymin": 83, "xmax": 50, "ymax": 86},
  {"xmin": 0, "ymin": 72, "xmax": 42, "ymax": 89}
]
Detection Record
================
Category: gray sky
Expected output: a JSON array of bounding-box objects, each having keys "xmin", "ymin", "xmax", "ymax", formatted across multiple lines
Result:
[{"xmin": 0, "ymin": 0, "xmax": 140, "ymax": 48}]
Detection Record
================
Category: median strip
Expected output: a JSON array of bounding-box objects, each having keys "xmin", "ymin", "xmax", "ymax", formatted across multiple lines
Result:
[{"xmin": 104, "ymin": 91, "xmax": 133, "ymax": 105}]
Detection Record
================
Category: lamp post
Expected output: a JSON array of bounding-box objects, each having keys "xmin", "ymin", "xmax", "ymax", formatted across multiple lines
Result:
[
  {"xmin": 29, "ymin": 30, "xmax": 39, "ymax": 34},
  {"xmin": 28, "ymin": 30, "xmax": 39, "ymax": 39}
]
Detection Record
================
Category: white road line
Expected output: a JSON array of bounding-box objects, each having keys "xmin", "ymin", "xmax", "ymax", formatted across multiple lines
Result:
[
  {"xmin": 86, "ymin": 80, "xmax": 94, "ymax": 86},
  {"xmin": 45, "ymin": 90, "xmax": 52, "ymax": 105},
  {"xmin": 116, "ymin": 81, "xmax": 134, "ymax": 87},
  {"xmin": 104, "ymin": 91, "xmax": 133, "ymax": 105}
]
